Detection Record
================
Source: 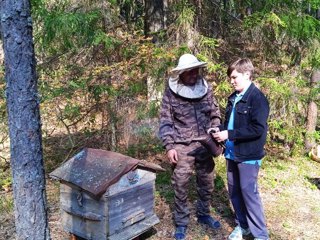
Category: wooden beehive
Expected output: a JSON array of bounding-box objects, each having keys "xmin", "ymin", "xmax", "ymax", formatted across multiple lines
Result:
[{"xmin": 50, "ymin": 148, "xmax": 163, "ymax": 240}]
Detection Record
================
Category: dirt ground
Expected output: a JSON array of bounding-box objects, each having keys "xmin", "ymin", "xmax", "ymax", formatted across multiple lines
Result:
[
  {"xmin": 0, "ymin": 180, "xmax": 235, "ymax": 240},
  {"xmin": 1, "ymin": 154, "xmax": 320, "ymax": 240}
]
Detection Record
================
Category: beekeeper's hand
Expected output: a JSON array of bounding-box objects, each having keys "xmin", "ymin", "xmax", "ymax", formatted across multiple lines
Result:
[{"xmin": 167, "ymin": 149, "xmax": 178, "ymax": 165}]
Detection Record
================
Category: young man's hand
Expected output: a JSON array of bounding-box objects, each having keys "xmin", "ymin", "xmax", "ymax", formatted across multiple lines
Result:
[
  {"xmin": 213, "ymin": 130, "xmax": 228, "ymax": 142},
  {"xmin": 167, "ymin": 149, "xmax": 178, "ymax": 164},
  {"xmin": 207, "ymin": 127, "xmax": 220, "ymax": 134}
]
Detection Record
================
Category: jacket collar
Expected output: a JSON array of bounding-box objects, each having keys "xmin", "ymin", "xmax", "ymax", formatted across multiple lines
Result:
[{"xmin": 229, "ymin": 83, "xmax": 256, "ymax": 103}]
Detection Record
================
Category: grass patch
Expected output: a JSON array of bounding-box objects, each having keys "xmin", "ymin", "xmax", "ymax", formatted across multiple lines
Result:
[
  {"xmin": 155, "ymin": 170, "xmax": 174, "ymax": 202},
  {"xmin": 0, "ymin": 173, "xmax": 12, "ymax": 192},
  {"xmin": 0, "ymin": 193, "xmax": 14, "ymax": 214},
  {"xmin": 1, "ymin": 146, "xmax": 319, "ymax": 239},
  {"xmin": 214, "ymin": 175, "xmax": 225, "ymax": 191},
  {"xmin": 259, "ymin": 155, "xmax": 320, "ymax": 239},
  {"xmin": 155, "ymin": 170, "xmax": 171, "ymax": 185},
  {"xmin": 0, "ymin": 160, "xmax": 11, "ymax": 192},
  {"xmin": 261, "ymin": 156, "xmax": 320, "ymax": 189},
  {"xmin": 214, "ymin": 156, "xmax": 227, "ymax": 182},
  {"xmin": 212, "ymin": 154, "xmax": 320, "ymax": 239}
]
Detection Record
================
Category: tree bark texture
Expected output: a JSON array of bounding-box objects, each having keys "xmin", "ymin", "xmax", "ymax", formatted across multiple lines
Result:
[
  {"xmin": 311, "ymin": 69, "xmax": 320, "ymax": 85},
  {"xmin": 305, "ymin": 102, "xmax": 318, "ymax": 150},
  {"xmin": 305, "ymin": 69, "xmax": 320, "ymax": 150},
  {"xmin": 144, "ymin": 0, "xmax": 167, "ymax": 35},
  {"xmin": 0, "ymin": 0, "xmax": 50, "ymax": 239}
]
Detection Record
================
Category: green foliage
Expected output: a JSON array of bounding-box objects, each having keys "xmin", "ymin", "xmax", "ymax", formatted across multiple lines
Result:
[
  {"xmin": 198, "ymin": 36, "xmax": 220, "ymax": 56},
  {"xmin": 125, "ymin": 80, "xmax": 147, "ymax": 97},
  {"xmin": 0, "ymin": 177, "xmax": 11, "ymax": 193},
  {"xmin": 214, "ymin": 175, "xmax": 225, "ymax": 191},
  {"xmin": 196, "ymin": 38, "xmax": 223, "ymax": 75},
  {"xmin": 108, "ymin": 0, "xmax": 117, "ymax": 5},
  {"xmin": 312, "ymin": 130, "xmax": 320, "ymax": 143},
  {"xmin": 122, "ymin": 44, "xmax": 139, "ymax": 60},
  {"xmin": 214, "ymin": 79, "xmax": 232, "ymax": 109},
  {"xmin": 28, "ymin": 0, "xmax": 320, "ymax": 160},
  {"xmin": 281, "ymin": 14, "xmax": 320, "ymax": 41},
  {"xmin": 243, "ymin": 1, "xmax": 320, "ymax": 67},
  {"xmin": 136, "ymin": 101, "xmax": 160, "ymax": 120},
  {"xmin": 305, "ymin": 39, "xmax": 320, "ymax": 68},
  {"xmin": 0, "ymin": 161, "xmax": 12, "ymax": 195},
  {"xmin": 170, "ymin": 0, "xmax": 196, "ymax": 42},
  {"xmin": 309, "ymin": 85, "xmax": 320, "ymax": 102},
  {"xmin": 126, "ymin": 124, "xmax": 163, "ymax": 159},
  {"xmin": 42, "ymin": 11, "xmax": 102, "ymax": 53},
  {"xmin": 93, "ymin": 31, "xmax": 122, "ymax": 53},
  {"xmin": 175, "ymin": 2, "xmax": 195, "ymax": 29},
  {"xmin": 33, "ymin": 0, "xmax": 105, "ymax": 55},
  {"xmin": 244, "ymin": 12, "xmax": 287, "ymax": 41},
  {"xmin": 62, "ymin": 103, "xmax": 81, "ymax": 121},
  {"xmin": 155, "ymin": 170, "xmax": 175, "ymax": 202},
  {"xmin": 39, "ymin": 68, "xmax": 90, "ymax": 101},
  {"xmin": 257, "ymin": 76, "xmax": 307, "ymax": 154},
  {"xmin": 254, "ymin": 0, "xmax": 320, "ymax": 14},
  {"xmin": 155, "ymin": 171, "xmax": 171, "ymax": 185}
]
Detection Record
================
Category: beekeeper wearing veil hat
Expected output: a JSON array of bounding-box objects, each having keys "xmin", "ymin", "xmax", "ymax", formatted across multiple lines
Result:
[{"xmin": 159, "ymin": 53, "xmax": 222, "ymax": 240}]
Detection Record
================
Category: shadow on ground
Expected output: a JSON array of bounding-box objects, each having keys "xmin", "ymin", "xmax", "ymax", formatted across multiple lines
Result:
[{"xmin": 307, "ymin": 177, "xmax": 320, "ymax": 190}]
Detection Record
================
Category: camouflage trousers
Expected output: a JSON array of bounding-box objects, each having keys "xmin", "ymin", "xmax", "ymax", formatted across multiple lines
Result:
[{"xmin": 172, "ymin": 141, "xmax": 215, "ymax": 226}]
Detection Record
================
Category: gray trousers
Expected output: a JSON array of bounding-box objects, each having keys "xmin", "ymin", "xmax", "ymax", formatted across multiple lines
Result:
[
  {"xmin": 172, "ymin": 142, "xmax": 214, "ymax": 226},
  {"xmin": 227, "ymin": 160, "xmax": 269, "ymax": 239}
]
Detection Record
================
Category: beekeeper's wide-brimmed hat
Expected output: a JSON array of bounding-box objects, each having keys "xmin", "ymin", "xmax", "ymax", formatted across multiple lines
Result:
[{"xmin": 171, "ymin": 53, "xmax": 207, "ymax": 74}]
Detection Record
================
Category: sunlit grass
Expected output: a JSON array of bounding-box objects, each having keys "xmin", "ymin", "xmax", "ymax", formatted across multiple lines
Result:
[{"xmin": 0, "ymin": 193, "xmax": 14, "ymax": 214}]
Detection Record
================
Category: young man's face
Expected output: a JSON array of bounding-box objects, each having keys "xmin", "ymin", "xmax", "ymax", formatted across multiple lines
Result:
[
  {"xmin": 229, "ymin": 70, "xmax": 251, "ymax": 92},
  {"xmin": 180, "ymin": 68, "xmax": 199, "ymax": 86}
]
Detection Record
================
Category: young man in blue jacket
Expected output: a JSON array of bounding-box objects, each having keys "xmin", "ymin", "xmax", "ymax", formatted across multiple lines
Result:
[{"xmin": 213, "ymin": 58, "xmax": 269, "ymax": 240}]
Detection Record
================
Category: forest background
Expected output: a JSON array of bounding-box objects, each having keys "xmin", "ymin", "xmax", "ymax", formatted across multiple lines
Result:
[{"xmin": 0, "ymin": 0, "xmax": 320, "ymax": 239}]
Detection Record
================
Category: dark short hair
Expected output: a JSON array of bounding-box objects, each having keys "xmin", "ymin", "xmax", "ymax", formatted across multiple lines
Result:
[{"xmin": 227, "ymin": 58, "xmax": 254, "ymax": 79}]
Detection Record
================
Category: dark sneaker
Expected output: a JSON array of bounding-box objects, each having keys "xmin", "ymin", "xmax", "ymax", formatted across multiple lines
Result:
[
  {"xmin": 174, "ymin": 226, "xmax": 187, "ymax": 240},
  {"xmin": 197, "ymin": 215, "xmax": 221, "ymax": 229}
]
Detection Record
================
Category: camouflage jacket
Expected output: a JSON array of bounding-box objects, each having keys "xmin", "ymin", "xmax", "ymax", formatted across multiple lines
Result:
[{"xmin": 159, "ymin": 85, "xmax": 221, "ymax": 151}]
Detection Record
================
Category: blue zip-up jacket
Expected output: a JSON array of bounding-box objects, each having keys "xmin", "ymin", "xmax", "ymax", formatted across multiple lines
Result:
[{"xmin": 220, "ymin": 83, "xmax": 269, "ymax": 161}]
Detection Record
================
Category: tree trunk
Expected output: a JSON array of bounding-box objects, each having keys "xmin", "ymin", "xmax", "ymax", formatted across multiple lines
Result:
[
  {"xmin": 305, "ymin": 102, "xmax": 318, "ymax": 149},
  {"xmin": 0, "ymin": 1, "xmax": 50, "ymax": 239},
  {"xmin": 305, "ymin": 69, "xmax": 320, "ymax": 150},
  {"xmin": 144, "ymin": 0, "xmax": 167, "ymax": 36}
]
